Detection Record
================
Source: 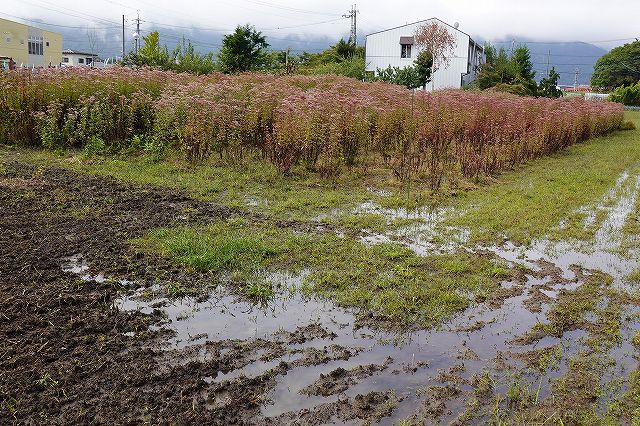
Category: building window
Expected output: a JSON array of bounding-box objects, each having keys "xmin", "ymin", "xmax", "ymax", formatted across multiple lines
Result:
[
  {"xmin": 86, "ymin": 57, "xmax": 93, "ymax": 65},
  {"xmin": 401, "ymin": 44, "xmax": 412, "ymax": 59},
  {"xmin": 28, "ymin": 36, "xmax": 43, "ymax": 55},
  {"xmin": 46, "ymin": 41, "xmax": 49, "ymax": 47},
  {"xmin": 78, "ymin": 58, "xmax": 84, "ymax": 64},
  {"xmin": 62, "ymin": 57, "xmax": 69, "ymax": 63}
]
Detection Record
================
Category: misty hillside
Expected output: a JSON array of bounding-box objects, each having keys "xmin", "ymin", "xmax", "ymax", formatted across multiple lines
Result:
[
  {"xmin": 56, "ymin": 23, "xmax": 342, "ymax": 60},
  {"xmin": 37, "ymin": 18, "xmax": 607, "ymax": 87}
]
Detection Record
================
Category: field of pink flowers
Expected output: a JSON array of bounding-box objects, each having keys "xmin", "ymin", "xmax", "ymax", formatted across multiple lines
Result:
[{"xmin": 0, "ymin": 67, "xmax": 624, "ymax": 188}]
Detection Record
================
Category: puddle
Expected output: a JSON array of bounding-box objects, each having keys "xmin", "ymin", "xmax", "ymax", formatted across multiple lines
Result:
[
  {"xmin": 110, "ymin": 267, "xmax": 637, "ymax": 423},
  {"xmin": 208, "ymin": 351, "xmax": 304, "ymax": 384},
  {"xmin": 60, "ymin": 253, "xmax": 640, "ymax": 423},
  {"xmin": 58, "ymin": 169, "xmax": 640, "ymax": 423},
  {"xmin": 354, "ymin": 201, "xmax": 470, "ymax": 255},
  {"xmin": 61, "ymin": 254, "xmax": 126, "ymax": 285},
  {"xmin": 485, "ymin": 171, "xmax": 640, "ymax": 287},
  {"xmin": 61, "ymin": 254, "xmax": 89, "ymax": 275},
  {"xmin": 245, "ymin": 196, "xmax": 267, "ymax": 207},
  {"xmin": 348, "ymin": 170, "xmax": 640, "ymax": 287}
]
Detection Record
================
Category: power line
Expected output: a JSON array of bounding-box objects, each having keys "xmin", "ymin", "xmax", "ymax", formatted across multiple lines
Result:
[
  {"xmin": 0, "ymin": 18, "xmax": 333, "ymax": 54},
  {"xmin": 142, "ymin": 17, "xmax": 346, "ymax": 38},
  {"xmin": 262, "ymin": 17, "xmax": 347, "ymax": 31},
  {"xmin": 238, "ymin": 0, "xmax": 341, "ymax": 17},
  {"xmin": 100, "ymin": 0, "xmax": 137, "ymax": 11},
  {"xmin": 493, "ymin": 37, "xmax": 637, "ymax": 45},
  {"xmin": 532, "ymin": 62, "xmax": 601, "ymax": 66}
]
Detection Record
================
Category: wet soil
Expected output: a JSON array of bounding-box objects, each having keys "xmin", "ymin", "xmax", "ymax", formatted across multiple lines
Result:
[
  {"xmin": 0, "ymin": 161, "xmax": 374, "ymax": 425},
  {"xmin": 301, "ymin": 361, "xmax": 391, "ymax": 397},
  {"xmin": 3, "ymin": 158, "xmax": 640, "ymax": 425}
]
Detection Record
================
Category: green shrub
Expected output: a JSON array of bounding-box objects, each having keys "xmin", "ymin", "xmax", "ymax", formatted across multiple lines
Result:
[
  {"xmin": 82, "ymin": 136, "xmax": 106, "ymax": 157},
  {"xmin": 609, "ymin": 81, "xmax": 640, "ymax": 106}
]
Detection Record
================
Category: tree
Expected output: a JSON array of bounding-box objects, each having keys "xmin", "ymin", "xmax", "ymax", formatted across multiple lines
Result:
[
  {"xmin": 171, "ymin": 38, "xmax": 216, "ymax": 75},
  {"xmin": 511, "ymin": 45, "xmax": 537, "ymax": 96},
  {"xmin": 218, "ymin": 25, "xmax": 269, "ymax": 73},
  {"xmin": 538, "ymin": 67, "xmax": 562, "ymax": 98},
  {"xmin": 512, "ymin": 46, "xmax": 535, "ymax": 81},
  {"xmin": 333, "ymin": 38, "xmax": 358, "ymax": 60},
  {"xmin": 301, "ymin": 39, "xmax": 365, "ymax": 67},
  {"xmin": 591, "ymin": 40, "xmax": 640, "ymax": 90},
  {"xmin": 476, "ymin": 45, "xmax": 515, "ymax": 90},
  {"xmin": 122, "ymin": 31, "xmax": 171, "ymax": 68},
  {"xmin": 475, "ymin": 43, "xmax": 537, "ymax": 96},
  {"xmin": 370, "ymin": 52, "xmax": 431, "ymax": 89},
  {"xmin": 86, "ymin": 27, "xmax": 98, "ymax": 66},
  {"xmin": 414, "ymin": 50, "xmax": 433, "ymax": 89},
  {"xmin": 413, "ymin": 21, "xmax": 456, "ymax": 90},
  {"xmin": 122, "ymin": 32, "xmax": 216, "ymax": 75}
]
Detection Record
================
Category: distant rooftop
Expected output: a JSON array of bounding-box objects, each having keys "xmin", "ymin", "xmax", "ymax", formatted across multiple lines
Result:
[{"xmin": 62, "ymin": 49, "xmax": 99, "ymax": 56}]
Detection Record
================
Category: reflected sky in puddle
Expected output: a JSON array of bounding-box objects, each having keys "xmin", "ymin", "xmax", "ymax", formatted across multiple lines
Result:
[{"xmin": 111, "ymin": 268, "xmax": 633, "ymax": 423}]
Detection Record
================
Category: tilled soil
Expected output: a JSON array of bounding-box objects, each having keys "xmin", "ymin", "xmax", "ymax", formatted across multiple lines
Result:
[{"xmin": 0, "ymin": 161, "xmax": 378, "ymax": 425}]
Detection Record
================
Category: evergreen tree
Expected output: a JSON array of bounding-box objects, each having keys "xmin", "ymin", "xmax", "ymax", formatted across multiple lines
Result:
[
  {"xmin": 538, "ymin": 67, "xmax": 562, "ymax": 98},
  {"xmin": 475, "ymin": 43, "xmax": 537, "ymax": 96},
  {"xmin": 511, "ymin": 45, "xmax": 537, "ymax": 96},
  {"xmin": 218, "ymin": 25, "xmax": 269, "ymax": 73}
]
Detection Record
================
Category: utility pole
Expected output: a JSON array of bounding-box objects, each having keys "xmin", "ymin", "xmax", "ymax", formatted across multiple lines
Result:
[
  {"xmin": 343, "ymin": 4, "xmax": 358, "ymax": 45},
  {"xmin": 122, "ymin": 14, "xmax": 125, "ymax": 59},
  {"xmin": 546, "ymin": 50, "xmax": 550, "ymax": 78},
  {"xmin": 284, "ymin": 48, "xmax": 290, "ymax": 74},
  {"xmin": 574, "ymin": 67, "xmax": 580, "ymax": 90},
  {"xmin": 134, "ymin": 12, "xmax": 141, "ymax": 54}
]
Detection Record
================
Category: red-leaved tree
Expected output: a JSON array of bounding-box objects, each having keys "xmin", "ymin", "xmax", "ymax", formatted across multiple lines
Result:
[{"xmin": 414, "ymin": 21, "xmax": 457, "ymax": 90}]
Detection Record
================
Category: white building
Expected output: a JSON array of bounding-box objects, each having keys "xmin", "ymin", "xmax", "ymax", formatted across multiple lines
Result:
[
  {"xmin": 365, "ymin": 18, "xmax": 485, "ymax": 91},
  {"xmin": 61, "ymin": 49, "xmax": 99, "ymax": 67}
]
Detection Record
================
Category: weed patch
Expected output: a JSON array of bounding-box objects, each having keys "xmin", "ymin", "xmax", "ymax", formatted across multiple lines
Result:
[{"xmin": 134, "ymin": 219, "xmax": 512, "ymax": 328}]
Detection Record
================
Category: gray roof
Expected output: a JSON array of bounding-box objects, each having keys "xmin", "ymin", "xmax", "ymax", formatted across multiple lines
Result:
[{"xmin": 366, "ymin": 17, "xmax": 473, "ymax": 40}]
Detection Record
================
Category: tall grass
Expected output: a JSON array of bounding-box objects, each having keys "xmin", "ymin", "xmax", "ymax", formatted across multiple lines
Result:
[{"xmin": 0, "ymin": 67, "xmax": 624, "ymax": 188}]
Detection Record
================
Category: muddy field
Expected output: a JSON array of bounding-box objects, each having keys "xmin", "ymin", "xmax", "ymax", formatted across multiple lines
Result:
[{"xmin": 2, "ymin": 158, "xmax": 640, "ymax": 425}]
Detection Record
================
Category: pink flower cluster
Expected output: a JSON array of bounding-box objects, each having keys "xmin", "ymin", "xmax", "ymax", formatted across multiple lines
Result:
[{"xmin": 0, "ymin": 67, "xmax": 624, "ymax": 185}]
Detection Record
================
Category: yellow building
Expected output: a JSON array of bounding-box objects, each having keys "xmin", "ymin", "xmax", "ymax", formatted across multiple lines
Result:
[{"xmin": 0, "ymin": 17, "xmax": 63, "ymax": 68}]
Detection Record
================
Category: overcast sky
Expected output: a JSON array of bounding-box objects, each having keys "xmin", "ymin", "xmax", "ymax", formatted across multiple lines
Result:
[{"xmin": 3, "ymin": 0, "xmax": 638, "ymax": 50}]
